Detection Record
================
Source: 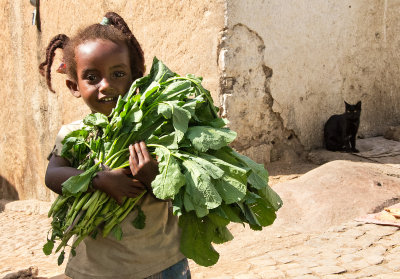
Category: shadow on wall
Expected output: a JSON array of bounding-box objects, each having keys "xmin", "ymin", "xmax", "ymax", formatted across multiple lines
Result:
[{"xmin": 0, "ymin": 175, "xmax": 19, "ymax": 201}]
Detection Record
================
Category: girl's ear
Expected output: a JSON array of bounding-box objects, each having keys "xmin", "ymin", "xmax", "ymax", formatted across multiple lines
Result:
[{"xmin": 66, "ymin": 79, "xmax": 81, "ymax": 98}]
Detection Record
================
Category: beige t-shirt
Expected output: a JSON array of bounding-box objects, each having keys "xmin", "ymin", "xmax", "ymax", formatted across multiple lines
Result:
[{"xmin": 53, "ymin": 120, "xmax": 185, "ymax": 279}]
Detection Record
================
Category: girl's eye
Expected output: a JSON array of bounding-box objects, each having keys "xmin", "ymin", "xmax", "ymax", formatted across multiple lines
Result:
[
  {"xmin": 86, "ymin": 74, "xmax": 98, "ymax": 82},
  {"xmin": 113, "ymin": 71, "xmax": 126, "ymax": 78}
]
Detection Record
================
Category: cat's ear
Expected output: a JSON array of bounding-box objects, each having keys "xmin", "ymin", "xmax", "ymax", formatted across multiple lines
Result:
[
  {"xmin": 356, "ymin": 101, "xmax": 362, "ymax": 109},
  {"xmin": 344, "ymin": 101, "xmax": 350, "ymax": 108}
]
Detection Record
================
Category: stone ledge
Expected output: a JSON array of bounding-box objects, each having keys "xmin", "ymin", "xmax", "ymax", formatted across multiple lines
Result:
[{"xmin": 0, "ymin": 199, "xmax": 51, "ymax": 215}]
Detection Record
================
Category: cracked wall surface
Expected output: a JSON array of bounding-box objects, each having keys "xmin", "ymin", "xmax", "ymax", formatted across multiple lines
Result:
[
  {"xmin": 219, "ymin": 24, "xmax": 304, "ymax": 164},
  {"xmin": 225, "ymin": 0, "xmax": 400, "ymax": 151}
]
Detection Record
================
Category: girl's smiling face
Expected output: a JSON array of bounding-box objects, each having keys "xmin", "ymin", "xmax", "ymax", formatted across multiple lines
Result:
[{"xmin": 69, "ymin": 39, "xmax": 133, "ymax": 115}]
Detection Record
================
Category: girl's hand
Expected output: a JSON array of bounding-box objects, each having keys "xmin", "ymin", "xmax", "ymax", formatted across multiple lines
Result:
[
  {"xmin": 129, "ymin": 141, "xmax": 159, "ymax": 189},
  {"xmin": 92, "ymin": 168, "xmax": 146, "ymax": 205}
]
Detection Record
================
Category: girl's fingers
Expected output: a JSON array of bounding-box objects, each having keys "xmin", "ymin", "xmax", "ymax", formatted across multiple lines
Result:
[
  {"xmin": 129, "ymin": 156, "xmax": 137, "ymax": 175},
  {"xmin": 129, "ymin": 144, "xmax": 139, "ymax": 165},
  {"xmin": 134, "ymin": 142, "xmax": 144, "ymax": 162},
  {"xmin": 139, "ymin": 141, "xmax": 151, "ymax": 161}
]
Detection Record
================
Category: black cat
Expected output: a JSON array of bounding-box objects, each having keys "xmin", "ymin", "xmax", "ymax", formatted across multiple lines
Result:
[{"xmin": 324, "ymin": 101, "xmax": 361, "ymax": 153}]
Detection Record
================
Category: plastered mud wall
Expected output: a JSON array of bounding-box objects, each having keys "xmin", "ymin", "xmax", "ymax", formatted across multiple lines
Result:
[
  {"xmin": 224, "ymin": 0, "xmax": 400, "ymax": 155},
  {"xmin": 0, "ymin": 0, "xmax": 224, "ymax": 200}
]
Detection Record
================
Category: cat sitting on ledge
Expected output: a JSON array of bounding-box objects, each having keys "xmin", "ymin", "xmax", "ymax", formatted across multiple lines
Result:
[{"xmin": 324, "ymin": 101, "xmax": 361, "ymax": 153}]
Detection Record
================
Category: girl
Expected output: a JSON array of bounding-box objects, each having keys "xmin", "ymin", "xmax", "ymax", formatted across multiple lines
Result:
[{"xmin": 39, "ymin": 12, "xmax": 191, "ymax": 279}]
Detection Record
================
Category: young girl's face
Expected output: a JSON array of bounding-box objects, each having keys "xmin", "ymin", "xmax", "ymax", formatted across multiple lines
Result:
[{"xmin": 71, "ymin": 39, "xmax": 133, "ymax": 115}]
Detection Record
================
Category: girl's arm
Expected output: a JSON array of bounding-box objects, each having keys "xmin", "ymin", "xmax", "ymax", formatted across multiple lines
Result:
[
  {"xmin": 45, "ymin": 155, "xmax": 84, "ymax": 195},
  {"xmin": 45, "ymin": 155, "xmax": 146, "ymax": 204}
]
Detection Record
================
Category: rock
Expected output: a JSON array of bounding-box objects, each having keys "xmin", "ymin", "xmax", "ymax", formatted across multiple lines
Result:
[
  {"xmin": 270, "ymin": 160, "xmax": 400, "ymax": 233},
  {"xmin": 2, "ymin": 266, "xmax": 41, "ymax": 279},
  {"xmin": 384, "ymin": 126, "xmax": 400, "ymax": 142}
]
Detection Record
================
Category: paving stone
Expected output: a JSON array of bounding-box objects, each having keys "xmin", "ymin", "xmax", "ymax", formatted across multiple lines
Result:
[
  {"xmin": 354, "ymin": 265, "xmax": 392, "ymax": 277},
  {"xmin": 378, "ymin": 272, "xmax": 400, "ymax": 279},
  {"xmin": 358, "ymin": 245, "xmax": 387, "ymax": 257},
  {"xmin": 387, "ymin": 245, "xmax": 400, "ymax": 254},
  {"xmin": 351, "ymin": 234, "xmax": 381, "ymax": 249},
  {"xmin": 341, "ymin": 228, "xmax": 366, "ymax": 238},
  {"xmin": 332, "ymin": 236, "xmax": 364, "ymax": 248},
  {"xmin": 342, "ymin": 259, "xmax": 370, "ymax": 272},
  {"xmin": 297, "ymin": 258, "xmax": 319, "ymax": 268},
  {"xmin": 324, "ymin": 275, "xmax": 348, "ymax": 279},
  {"xmin": 339, "ymin": 253, "xmax": 363, "ymax": 264},
  {"xmin": 290, "ymin": 275, "xmax": 319, "ymax": 279},
  {"xmin": 257, "ymin": 269, "xmax": 285, "ymax": 279},
  {"xmin": 311, "ymin": 265, "xmax": 347, "ymax": 276},
  {"xmin": 365, "ymin": 255, "xmax": 384, "ymax": 265},
  {"xmin": 376, "ymin": 238, "xmax": 398, "ymax": 247},
  {"xmin": 306, "ymin": 236, "xmax": 330, "ymax": 248},
  {"xmin": 234, "ymin": 274, "xmax": 263, "ymax": 279},
  {"xmin": 386, "ymin": 232, "xmax": 400, "ymax": 242},
  {"xmin": 333, "ymin": 247, "xmax": 359, "ymax": 255},
  {"xmin": 317, "ymin": 258, "xmax": 341, "ymax": 266},
  {"xmin": 276, "ymin": 262, "xmax": 302, "ymax": 270},
  {"xmin": 275, "ymin": 256, "xmax": 296, "ymax": 264},
  {"xmin": 249, "ymin": 255, "xmax": 277, "ymax": 267},
  {"xmin": 285, "ymin": 267, "xmax": 313, "ymax": 277},
  {"xmin": 382, "ymin": 259, "xmax": 400, "ymax": 272},
  {"xmin": 365, "ymin": 225, "xmax": 399, "ymax": 237}
]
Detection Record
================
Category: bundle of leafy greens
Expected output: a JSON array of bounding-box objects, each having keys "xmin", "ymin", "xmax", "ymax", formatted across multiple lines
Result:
[{"xmin": 43, "ymin": 57, "xmax": 282, "ymax": 266}]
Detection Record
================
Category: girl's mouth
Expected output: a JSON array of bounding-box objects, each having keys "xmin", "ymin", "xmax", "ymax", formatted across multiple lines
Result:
[{"xmin": 100, "ymin": 97, "xmax": 118, "ymax": 103}]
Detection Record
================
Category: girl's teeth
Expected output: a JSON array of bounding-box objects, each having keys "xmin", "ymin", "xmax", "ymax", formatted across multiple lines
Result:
[{"xmin": 103, "ymin": 97, "xmax": 115, "ymax": 102}]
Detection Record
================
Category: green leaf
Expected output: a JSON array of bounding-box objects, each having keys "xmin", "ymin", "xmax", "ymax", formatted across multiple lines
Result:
[
  {"xmin": 186, "ymin": 126, "xmax": 237, "ymax": 152},
  {"xmin": 43, "ymin": 240, "xmax": 54, "ymax": 255},
  {"xmin": 183, "ymin": 191, "xmax": 209, "ymax": 218},
  {"xmin": 151, "ymin": 147, "xmax": 186, "ymax": 200},
  {"xmin": 172, "ymin": 189, "xmax": 184, "ymax": 216},
  {"xmin": 219, "ymin": 204, "xmax": 244, "ymax": 224},
  {"xmin": 179, "ymin": 153, "xmax": 224, "ymax": 180},
  {"xmin": 124, "ymin": 105, "xmax": 143, "ymax": 124},
  {"xmin": 230, "ymin": 150, "xmax": 268, "ymax": 188},
  {"xmin": 197, "ymin": 153, "xmax": 247, "ymax": 204},
  {"xmin": 230, "ymin": 150, "xmax": 282, "ymax": 211},
  {"xmin": 132, "ymin": 205, "xmax": 146, "ymax": 229},
  {"xmin": 149, "ymin": 57, "xmax": 176, "ymax": 83},
  {"xmin": 179, "ymin": 212, "xmax": 219, "ymax": 267},
  {"xmin": 111, "ymin": 225, "xmax": 123, "ymax": 241},
  {"xmin": 211, "ymin": 226, "xmax": 234, "ymax": 244},
  {"xmin": 83, "ymin": 113, "xmax": 109, "ymax": 128},
  {"xmin": 246, "ymin": 196, "xmax": 277, "ymax": 227},
  {"xmin": 57, "ymin": 251, "xmax": 65, "ymax": 266},
  {"xmin": 62, "ymin": 163, "xmax": 100, "ymax": 196},
  {"xmin": 158, "ymin": 101, "xmax": 191, "ymax": 143},
  {"xmin": 183, "ymin": 160, "xmax": 222, "ymax": 212},
  {"xmin": 159, "ymin": 80, "xmax": 192, "ymax": 101}
]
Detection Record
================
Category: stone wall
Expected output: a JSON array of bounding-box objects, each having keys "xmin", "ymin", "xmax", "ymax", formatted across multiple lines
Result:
[
  {"xmin": 0, "ymin": 0, "xmax": 224, "ymax": 200},
  {"xmin": 222, "ymin": 0, "xmax": 400, "ymax": 162}
]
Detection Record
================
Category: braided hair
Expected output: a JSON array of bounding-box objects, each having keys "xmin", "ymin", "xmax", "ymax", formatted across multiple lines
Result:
[{"xmin": 39, "ymin": 12, "xmax": 145, "ymax": 93}]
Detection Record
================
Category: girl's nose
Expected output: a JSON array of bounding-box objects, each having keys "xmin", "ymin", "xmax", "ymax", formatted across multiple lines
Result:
[{"xmin": 99, "ymin": 78, "xmax": 113, "ymax": 94}]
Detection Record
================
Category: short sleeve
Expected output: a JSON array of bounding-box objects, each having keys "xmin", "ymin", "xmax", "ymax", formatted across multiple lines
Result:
[{"xmin": 50, "ymin": 120, "xmax": 84, "ymax": 158}]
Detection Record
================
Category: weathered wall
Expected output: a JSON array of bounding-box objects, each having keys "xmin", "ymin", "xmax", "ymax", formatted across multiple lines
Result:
[
  {"xmin": 222, "ymin": 0, "xmax": 400, "ymax": 162},
  {"xmin": 0, "ymin": 0, "xmax": 224, "ymax": 200}
]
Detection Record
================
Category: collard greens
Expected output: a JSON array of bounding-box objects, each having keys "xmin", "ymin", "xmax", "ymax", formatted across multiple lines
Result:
[{"xmin": 44, "ymin": 57, "xmax": 282, "ymax": 267}]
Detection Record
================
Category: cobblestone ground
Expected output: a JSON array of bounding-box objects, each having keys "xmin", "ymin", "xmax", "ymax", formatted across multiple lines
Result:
[
  {"xmin": 1, "ymin": 205, "xmax": 400, "ymax": 279},
  {"xmin": 190, "ymin": 221, "xmax": 400, "ymax": 279}
]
